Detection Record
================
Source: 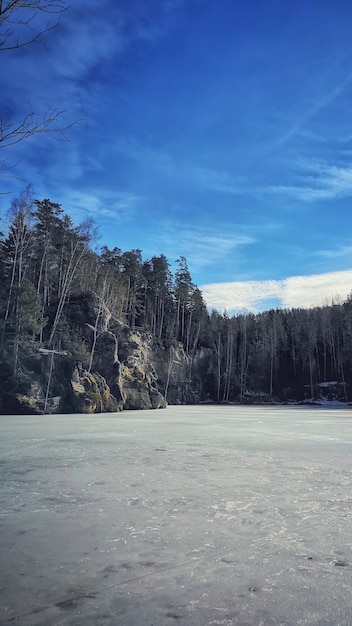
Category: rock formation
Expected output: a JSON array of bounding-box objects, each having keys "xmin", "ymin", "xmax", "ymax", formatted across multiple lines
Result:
[{"xmin": 0, "ymin": 293, "xmax": 209, "ymax": 414}]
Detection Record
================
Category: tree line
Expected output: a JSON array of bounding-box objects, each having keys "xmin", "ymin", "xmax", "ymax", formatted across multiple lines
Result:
[{"xmin": 1, "ymin": 187, "xmax": 352, "ymax": 404}]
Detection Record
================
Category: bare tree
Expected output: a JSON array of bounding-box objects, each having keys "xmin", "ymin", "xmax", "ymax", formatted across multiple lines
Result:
[
  {"xmin": 2, "ymin": 185, "xmax": 34, "ymax": 333},
  {"xmin": 48, "ymin": 225, "xmax": 90, "ymax": 345}
]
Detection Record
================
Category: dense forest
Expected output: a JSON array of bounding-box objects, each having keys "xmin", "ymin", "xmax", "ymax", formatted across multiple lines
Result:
[{"xmin": 0, "ymin": 186, "xmax": 352, "ymax": 412}]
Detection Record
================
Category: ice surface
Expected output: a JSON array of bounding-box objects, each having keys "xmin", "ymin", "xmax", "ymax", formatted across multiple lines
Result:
[{"xmin": 1, "ymin": 405, "xmax": 352, "ymax": 625}]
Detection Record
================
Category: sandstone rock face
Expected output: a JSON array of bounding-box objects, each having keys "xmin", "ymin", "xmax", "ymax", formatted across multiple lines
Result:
[
  {"xmin": 70, "ymin": 366, "xmax": 119, "ymax": 414},
  {"xmin": 85, "ymin": 317, "xmax": 208, "ymax": 411},
  {"xmin": 80, "ymin": 297, "xmax": 207, "ymax": 411},
  {"xmin": 92, "ymin": 326, "xmax": 167, "ymax": 411}
]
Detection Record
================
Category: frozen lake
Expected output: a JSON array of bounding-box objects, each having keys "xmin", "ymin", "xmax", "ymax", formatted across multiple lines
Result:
[{"xmin": 1, "ymin": 405, "xmax": 352, "ymax": 625}]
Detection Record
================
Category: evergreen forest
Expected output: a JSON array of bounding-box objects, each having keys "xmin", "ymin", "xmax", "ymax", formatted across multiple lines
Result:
[{"xmin": 1, "ymin": 186, "xmax": 352, "ymax": 411}]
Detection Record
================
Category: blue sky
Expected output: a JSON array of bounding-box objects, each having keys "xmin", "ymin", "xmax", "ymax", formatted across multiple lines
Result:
[{"xmin": 2, "ymin": 0, "xmax": 352, "ymax": 312}]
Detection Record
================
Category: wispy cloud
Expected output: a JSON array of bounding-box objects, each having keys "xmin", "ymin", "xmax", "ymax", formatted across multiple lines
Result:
[
  {"xmin": 201, "ymin": 269, "xmax": 352, "ymax": 313},
  {"xmin": 267, "ymin": 160, "xmax": 352, "ymax": 202},
  {"xmin": 190, "ymin": 166, "xmax": 246, "ymax": 194},
  {"xmin": 156, "ymin": 224, "xmax": 255, "ymax": 271},
  {"xmin": 278, "ymin": 71, "xmax": 352, "ymax": 144},
  {"xmin": 57, "ymin": 189, "xmax": 142, "ymax": 223},
  {"xmin": 49, "ymin": 0, "xmax": 190, "ymax": 89},
  {"xmin": 316, "ymin": 245, "xmax": 352, "ymax": 259},
  {"xmin": 114, "ymin": 138, "xmax": 245, "ymax": 195},
  {"xmin": 53, "ymin": 17, "xmax": 122, "ymax": 82},
  {"xmin": 1, "ymin": 1, "xmax": 189, "ymax": 151}
]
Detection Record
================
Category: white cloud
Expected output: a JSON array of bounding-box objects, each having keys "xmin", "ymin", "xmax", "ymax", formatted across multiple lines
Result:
[
  {"xmin": 282, "ymin": 271, "xmax": 350, "ymax": 309},
  {"xmin": 201, "ymin": 280, "xmax": 283, "ymax": 312},
  {"xmin": 201, "ymin": 269, "xmax": 352, "ymax": 313}
]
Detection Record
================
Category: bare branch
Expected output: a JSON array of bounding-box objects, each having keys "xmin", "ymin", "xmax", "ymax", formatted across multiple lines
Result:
[
  {"xmin": 0, "ymin": 107, "xmax": 82, "ymax": 149},
  {"xmin": 0, "ymin": 158, "xmax": 20, "ymax": 189},
  {"xmin": 0, "ymin": 0, "xmax": 68, "ymax": 51},
  {"xmin": 0, "ymin": 0, "xmax": 83, "ymax": 183}
]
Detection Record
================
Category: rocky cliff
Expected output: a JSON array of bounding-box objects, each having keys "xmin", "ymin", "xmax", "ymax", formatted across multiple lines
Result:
[{"xmin": 1, "ymin": 295, "xmax": 207, "ymax": 414}]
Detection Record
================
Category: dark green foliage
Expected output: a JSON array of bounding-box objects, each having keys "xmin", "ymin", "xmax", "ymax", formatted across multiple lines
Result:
[{"xmin": 1, "ymin": 187, "xmax": 352, "ymax": 407}]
